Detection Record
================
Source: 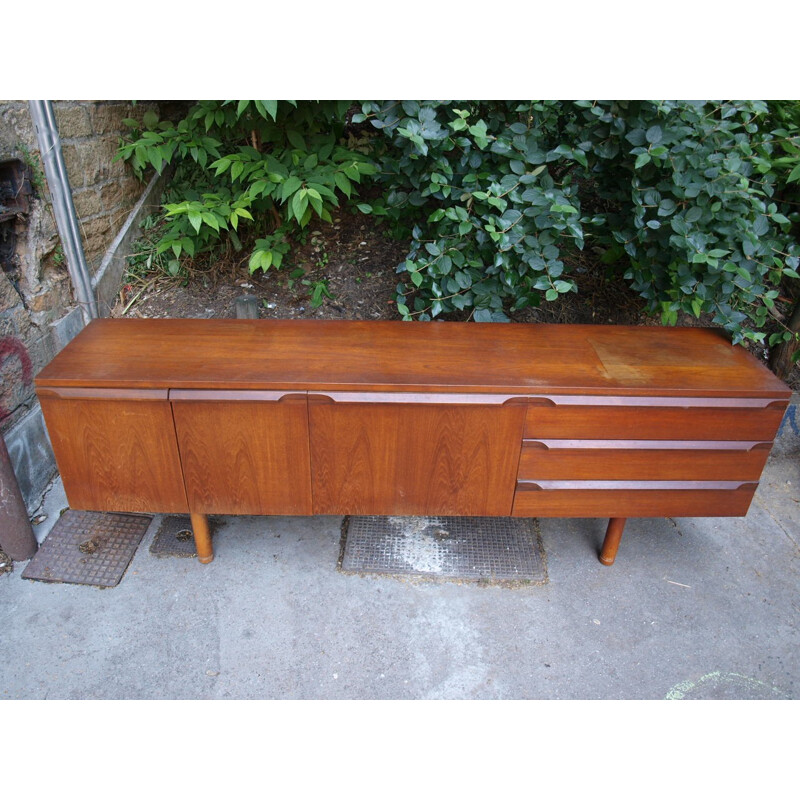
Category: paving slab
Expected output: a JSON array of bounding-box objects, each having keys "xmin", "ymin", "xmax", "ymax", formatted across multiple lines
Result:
[{"xmin": 1, "ymin": 454, "xmax": 797, "ymax": 700}]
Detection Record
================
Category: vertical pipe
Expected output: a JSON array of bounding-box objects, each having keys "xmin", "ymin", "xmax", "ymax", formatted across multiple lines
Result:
[
  {"xmin": 28, "ymin": 100, "xmax": 98, "ymax": 323},
  {"xmin": 0, "ymin": 434, "xmax": 38, "ymax": 561}
]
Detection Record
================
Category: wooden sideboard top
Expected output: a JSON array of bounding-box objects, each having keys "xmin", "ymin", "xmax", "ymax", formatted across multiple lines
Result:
[{"xmin": 35, "ymin": 318, "xmax": 791, "ymax": 398}]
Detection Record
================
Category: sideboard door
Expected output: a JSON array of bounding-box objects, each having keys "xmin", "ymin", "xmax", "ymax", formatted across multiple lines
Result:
[
  {"xmin": 170, "ymin": 390, "xmax": 312, "ymax": 515},
  {"xmin": 38, "ymin": 388, "xmax": 188, "ymax": 513},
  {"xmin": 308, "ymin": 393, "xmax": 526, "ymax": 516}
]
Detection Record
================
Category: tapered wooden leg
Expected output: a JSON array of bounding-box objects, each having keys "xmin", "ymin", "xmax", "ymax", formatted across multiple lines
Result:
[
  {"xmin": 599, "ymin": 517, "xmax": 626, "ymax": 566},
  {"xmin": 191, "ymin": 512, "xmax": 214, "ymax": 564}
]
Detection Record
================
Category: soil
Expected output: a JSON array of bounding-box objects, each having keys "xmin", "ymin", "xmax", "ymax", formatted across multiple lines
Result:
[{"xmin": 112, "ymin": 203, "xmax": 799, "ymax": 391}]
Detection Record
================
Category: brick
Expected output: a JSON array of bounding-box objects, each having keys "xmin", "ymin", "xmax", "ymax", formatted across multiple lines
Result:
[{"xmin": 54, "ymin": 104, "xmax": 92, "ymax": 139}]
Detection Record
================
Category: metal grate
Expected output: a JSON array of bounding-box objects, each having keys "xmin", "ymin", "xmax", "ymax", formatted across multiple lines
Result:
[
  {"xmin": 21, "ymin": 510, "xmax": 152, "ymax": 588},
  {"xmin": 149, "ymin": 515, "xmax": 216, "ymax": 558},
  {"xmin": 340, "ymin": 515, "xmax": 546, "ymax": 584}
]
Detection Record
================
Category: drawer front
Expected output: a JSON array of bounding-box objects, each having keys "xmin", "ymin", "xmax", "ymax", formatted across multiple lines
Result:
[
  {"xmin": 518, "ymin": 440, "xmax": 771, "ymax": 481},
  {"xmin": 512, "ymin": 481, "xmax": 758, "ymax": 518},
  {"xmin": 523, "ymin": 402, "xmax": 786, "ymax": 441}
]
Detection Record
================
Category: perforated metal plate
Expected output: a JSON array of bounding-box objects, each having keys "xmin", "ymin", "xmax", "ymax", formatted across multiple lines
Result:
[
  {"xmin": 340, "ymin": 516, "xmax": 546, "ymax": 584},
  {"xmin": 21, "ymin": 510, "xmax": 152, "ymax": 588},
  {"xmin": 150, "ymin": 515, "xmax": 217, "ymax": 558}
]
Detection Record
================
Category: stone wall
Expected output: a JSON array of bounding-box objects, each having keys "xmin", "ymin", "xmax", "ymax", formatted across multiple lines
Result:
[
  {"xmin": 0, "ymin": 100, "xmax": 178, "ymax": 509},
  {"xmin": 0, "ymin": 100, "xmax": 163, "ymax": 433}
]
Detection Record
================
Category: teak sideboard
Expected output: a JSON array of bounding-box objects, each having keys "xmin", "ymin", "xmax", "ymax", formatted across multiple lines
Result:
[{"xmin": 34, "ymin": 318, "xmax": 791, "ymax": 566}]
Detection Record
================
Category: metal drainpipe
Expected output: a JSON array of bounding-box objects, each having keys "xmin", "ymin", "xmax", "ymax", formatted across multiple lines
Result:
[{"xmin": 28, "ymin": 100, "xmax": 98, "ymax": 323}]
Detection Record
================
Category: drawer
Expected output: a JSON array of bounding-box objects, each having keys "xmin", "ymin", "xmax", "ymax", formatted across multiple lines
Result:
[
  {"xmin": 511, "ymin": 480, "xmax": 758, "ymax": 518},
  {"xmin": 523, "ymin": 397, "xmax": 786, "ymax": 441},
  {"xmin": 517, "ymin": 440, "xmax": 771, "ymax": 481}
]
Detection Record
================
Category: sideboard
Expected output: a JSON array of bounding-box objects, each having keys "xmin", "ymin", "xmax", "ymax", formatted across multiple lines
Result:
[{"xmin": 34, "ymin": 318, "xmax": 791, "ymax": 566}]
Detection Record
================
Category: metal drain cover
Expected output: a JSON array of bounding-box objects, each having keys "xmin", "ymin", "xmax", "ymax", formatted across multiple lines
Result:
[
  {"xmin": 341, "ymin": 516, "xmax": 546, "ymax": 583},
  {"xmin": 150, "ymin": 515, "xmax": 216, "ymax": 558},
  {"xmin": 21, "ymin": 510, "xmax": 152, "ymax": 588}
]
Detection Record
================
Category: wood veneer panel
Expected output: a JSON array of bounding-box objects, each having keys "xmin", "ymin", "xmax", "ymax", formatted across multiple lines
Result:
[
  {"xmin": 35, "ymin": 319, "xmax": 792, "ymax": 398},
  {"xmin": 309, "ymin": 400, "xmax": 526, "ymax": 516},
  {"xmin": 39, "ymin": 396, "xmax": 188, "ymax": 513},
  {"xmin": 171, "ymin": 398, "xmax": 312, "ymax": 515},
  {"xmin": 511, "ymin": 484, "xmax": 757, "ymax": 518},
  {"xmin": 518, "ymin": 442, "xmax": 770, "ymax": 481},
  {"xmin": 523, "ymin": 404, "xmax": 786, "ymax": 441}
]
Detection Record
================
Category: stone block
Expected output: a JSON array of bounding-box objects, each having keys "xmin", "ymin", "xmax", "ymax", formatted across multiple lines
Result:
[
  {"xmin": 80, "ymin": 214, "xmax": 112, "ymax": 252},
  {"xmin": 61, "ymin": 143, "xmax": 83, "ymax": 188},
  {"xmin": 90, "ymin": 102, "xmax": 139, "ymax": 135},
  {"xmin": 76, "ymin": 136, "xmax": 119, "ymax": 185},
  {"xmin": 72, "ymin": 187, "xmax": 102, "ymax": 219},
  {"xmin": 54, "ymin": 104, "xmax": 92, "ymax": 139},
  {"xmin": 100, "ymin": 181, "xmax": 124, "ymax": 209}
]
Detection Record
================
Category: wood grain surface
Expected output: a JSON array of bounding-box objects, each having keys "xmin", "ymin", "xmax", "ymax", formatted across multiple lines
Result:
[
  {"xmin": 171, "ymin": 397, "xmax": 312, "ymax": 515},
  {"xmin": 309, "ymin": 400, "xmax": 526, "ymax": 515},
  {"xmin": 39, "ymin": 396, "xmax": 188, "ymax": 513},
  {"xmin": 35, "ymin": 318, "xmax": 791, "ymax": 398},
  {"xmin": 511, "ymin": 484, "xmax": 757, "ymax": 518},
  {"xmin": 523, "ymin": 404, "xmax": 786, "ymax": 440},
  {"xmin": 517, "ymin": 442, "xmax": 770, "ymax": 481}
]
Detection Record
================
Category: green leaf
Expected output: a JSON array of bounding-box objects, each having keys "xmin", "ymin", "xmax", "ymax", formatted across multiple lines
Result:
[
  {"xmin": 356, "ymin": 203, "xmax": 372, "ymax": 214},
  {"xmin": 286, "ymin": 129, "xmax": 306, "ymax": 150},
  {"xmin": 334, "ymin": 172, "xmax": 352, "ymax": 198},
  {"xmin": 236, "ymin": 100, "xmax": 249, "ymax": 118},
  {"xmin": 292, "ymin": 190, "xmax": 309, "ymax": 223},
  {"xmin": 397, "ymin": 303, "xmax": 410, "ymax": 316},
  {"xmin": 188, "ymin": 210, "xmax": 202, "ymax": 234},
  {"xmin": 411, "ymin": 270, "xmax": 423, "ymax": 287},
  {"xmin": 634, "ymin": 153, "xmax": 651, "ymax": 169},
  {"xmin": 645, "ymin": 125, "xmax": 663, "ymax": 144},
  {"xmin": 264, "ymin": 100, "xmax": 278, "ymax": 121},
  {"xmin": 545, "ymin": 288, "xmax": 559, "ymax": 301}
]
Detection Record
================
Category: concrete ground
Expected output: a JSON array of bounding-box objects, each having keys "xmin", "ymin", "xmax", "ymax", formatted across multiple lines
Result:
[{"xmin": 1, "ymin": 453, "xmax": 797, "ymax": 700}]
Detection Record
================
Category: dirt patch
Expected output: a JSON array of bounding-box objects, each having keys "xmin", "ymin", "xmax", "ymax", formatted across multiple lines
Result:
[{"xmin": 112, "ymin": 203, "xmax": 798, "ymax": 390}]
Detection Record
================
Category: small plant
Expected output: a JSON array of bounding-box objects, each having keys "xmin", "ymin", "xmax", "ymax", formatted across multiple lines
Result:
[
  {"xmin": 17, "ymin": 143, "xmax": 45, "ymax": 194},
  {"xmin": 116, "ymin": 101, "xmax": 377, "ymax": 278},
  {"xmin": 302, "ymin": 277, "xmax": 334, "ymax": 308}
]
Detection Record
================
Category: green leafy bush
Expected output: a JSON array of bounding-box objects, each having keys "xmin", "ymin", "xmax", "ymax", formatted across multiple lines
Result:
[
  {"xmin": 115, "ymin": 101, "xmax": 376, "ymax": 275},
  {"xmin": 356, "ymin": 100, "xmax": 800, "ymax": 344}
]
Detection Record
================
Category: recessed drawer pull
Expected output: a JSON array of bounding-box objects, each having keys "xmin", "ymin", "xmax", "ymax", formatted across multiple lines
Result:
[
  {"xmin": 522, "ymin": 439, "xmax": 772, "ymax": 451},
  {"xmin": 528, "ymin": 395, "xmax": 782, "ymax": 409},
  {"xmin": 169, "ymin": 390, "xmax": 307, "ymax": 403},
  {"xmin": 308, "ymin": 391, "xmax": 532, "ymax": 405},
  {"xmin": 517, "ymin": 480, "xmax": 758, "ymax": 491},
  {"xmin": 36, "ymin": 387, "xmax": 169, "ymax": 401}
]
